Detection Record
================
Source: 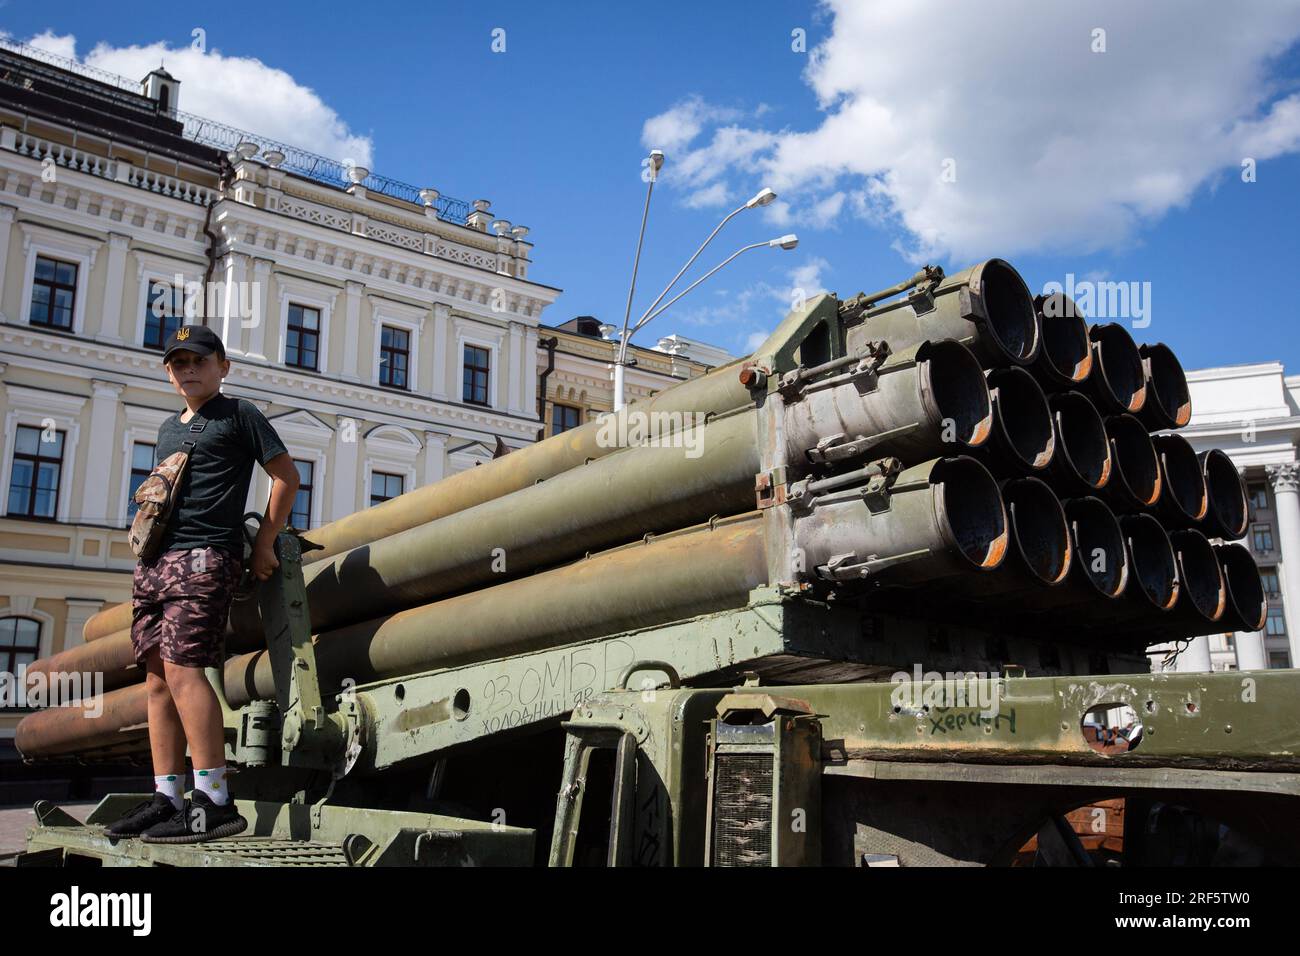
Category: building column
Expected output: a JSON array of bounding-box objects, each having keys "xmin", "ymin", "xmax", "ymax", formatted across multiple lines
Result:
[
  {"xmin": 431, "ymin": 303, "xmax": 450, "ymax": 399},
  {"xmin": 0, "ymin": 204, "xmax": 15, "ymax": 323},
  {"xmin": 1174, "ymin": 636, "xmax": 1214, "ymax": 672},
  {"xmin": 506, "ymin": 321, "xmax": 524, "ymax": 414},
  {"xmin": 219, "ymin": 253, "xmax": 250, "ymax": 357},
  {"xmin": 62, "ymin": 599, "xmax": 104, "ymax": 652},
  {"xmin": 1266, "ymin": 463, "xmax": 1300, "ymax": 668},
  {"xmin": 97, "ymin": 233, "xmax": 131, "ymax": 345},
  {"xmin": 331, "ymin": 416, "xmax": 363, "ymax": 521},
  {"xmin": 342, "ymin": 281, "xmax": 363, "ymax": 382},
  {"xmin": 1234, "ymin": 629, "xmax": 1268, "ymax": 670},
  {"xmin": 523, "ymin": 325, "xmax": 540, "ymax": 422},
  {"xmin": 423, "ymin": 431, "xmax": 447, "ymax": 485},
  {"xmin": 81, "ymin": 380, "xmax": 125, "ymax": 524},
  {"xmin": 245, "ymin": 258, "xmax": 273, "ymax": 362}
]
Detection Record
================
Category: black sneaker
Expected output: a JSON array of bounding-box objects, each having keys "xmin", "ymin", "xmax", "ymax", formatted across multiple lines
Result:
[
  {"xmin": 104, "ymin": 793, "xmax": 181, "ymax": 838},
  {"xmin": 141, "ymin": 790, "xmax": 247, "ymax": 844}
]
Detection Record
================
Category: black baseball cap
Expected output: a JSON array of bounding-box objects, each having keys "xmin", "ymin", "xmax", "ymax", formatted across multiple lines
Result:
[{"xmin": 163, "ymin": 325, "xmax": 226, "ymax": 364}]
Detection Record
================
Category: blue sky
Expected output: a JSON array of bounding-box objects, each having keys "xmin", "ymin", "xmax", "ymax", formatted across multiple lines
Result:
[{"xmin": 5, "ymin": 1, "xmax": 1300, "ymax": 370}]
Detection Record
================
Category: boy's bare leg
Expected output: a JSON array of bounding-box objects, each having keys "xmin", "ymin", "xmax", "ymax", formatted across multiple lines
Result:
[
  {"xmin": 144, "ymin": 648, "xmax": 186, "ymax": 776},
  {"xmin": 163, "ymin": 660, "xmax": 226, "ymax": 769}
]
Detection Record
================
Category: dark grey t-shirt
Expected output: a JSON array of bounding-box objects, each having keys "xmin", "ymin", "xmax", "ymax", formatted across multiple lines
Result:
[{"xmin": 153, "ymin": 393, "xmax": 288, "ymax": 559}]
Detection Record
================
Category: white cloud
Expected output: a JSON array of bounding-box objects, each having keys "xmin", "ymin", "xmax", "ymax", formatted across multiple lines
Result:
[
  {"xmin": 19, "ymin": 32, "xmax": 374, "ymax": 168},
  {"xmin": 788, "ymin": 256, "xmax": 831, "ymax": 298},
  {"xmin": 644, "ymin": 1, "xmax": 1300, "ymax": 263},
  {"xmin": 641, "ymin": 95, "xmax": 744, "ymax": 154},
  {"xmin": 682, "ymin": 182, "xmax": 730, "ymax": 209}
]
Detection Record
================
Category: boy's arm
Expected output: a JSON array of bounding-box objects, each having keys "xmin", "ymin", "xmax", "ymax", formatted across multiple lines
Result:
[{"xmin": 252, "ymin": 451, "xmax": 301, "ymax": 581}]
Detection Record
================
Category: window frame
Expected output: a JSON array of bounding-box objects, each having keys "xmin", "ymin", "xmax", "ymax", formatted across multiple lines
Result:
[
  {"xmin": 379, "ymin": 324, "xmax": 412, "ymax": 390},
  {"xmin": 290, "ymin": 458, "xmax": 315, "ymax": 530},
  {"xmin": 285, "ymin": 302, "xmax": 324, "ymax": 372},
  {"xmin": 126, "ymin": 441, "xmax": 157, "ymax": 520},
  {"xmin": 552, "ymin": 402, "xmax": 582, "ymax": 435},
  {"xmin": 1251, "ymin": 523, "xmax": 1275, "ymax": 554},
  {"xmin": 1265, "ymin": 607, "xmax": 1287, "ymax": 637},
  {"xmin": 463, "ymin": 343, "xmax": 492, "ymax": 407},
  {"xmin": 369, "ymin": 470, "xmax": 405, "ymax": 507},
  {"xmin": 28, "ymin": 255, "xmax": 79, "ymax": 331},
  {"xmin": 0, "ymin": 616, "xmax": 43, "ymax": 710},
  {"xmin": 18, "ymin": 224, "xmax": 100, "ymax": 338},
  {"xmin": 5, "ymin": 424, "xmax": 66, "ymax": 521}
]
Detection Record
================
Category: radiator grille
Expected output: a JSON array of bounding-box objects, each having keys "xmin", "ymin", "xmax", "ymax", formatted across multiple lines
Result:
[{"xmin": 711, "ymin": 753, "xmax": 774, "ymax": 866}]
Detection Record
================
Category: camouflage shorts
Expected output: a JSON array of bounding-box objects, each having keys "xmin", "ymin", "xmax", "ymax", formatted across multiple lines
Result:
[{"xmin": 131, "ymin": 546, "xmax": 242, "ymax": 668}]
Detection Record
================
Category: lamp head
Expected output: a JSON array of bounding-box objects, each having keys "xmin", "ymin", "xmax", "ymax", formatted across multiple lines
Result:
[
  {"xmin": 746, "ymin": 187, "xmax": 777, "ymax": 208},
  {"xmin": 770, "ymin": 234, "xmax": 799, "ymax": 250}
]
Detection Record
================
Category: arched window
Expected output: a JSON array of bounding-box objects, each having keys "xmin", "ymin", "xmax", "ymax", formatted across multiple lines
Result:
[{"xmin": 1, "ymin": 617, "xmax": 41, "ymax": 708}]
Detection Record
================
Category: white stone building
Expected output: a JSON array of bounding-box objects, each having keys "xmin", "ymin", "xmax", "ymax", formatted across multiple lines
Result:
[{"xmin": 1153, "ymin": 362, "xmax": 1300, "ymax": 674}]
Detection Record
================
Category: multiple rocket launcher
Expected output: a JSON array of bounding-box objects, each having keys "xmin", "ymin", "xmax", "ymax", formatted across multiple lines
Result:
[{"xmin": 15, "ymin": 257, "xmax": 1265, "ymax": 760}]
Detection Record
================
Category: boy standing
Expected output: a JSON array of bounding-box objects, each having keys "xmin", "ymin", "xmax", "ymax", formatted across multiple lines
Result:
[{"xmin": 107, "ymin": 325, "xmax": 299, "ymax": 844}]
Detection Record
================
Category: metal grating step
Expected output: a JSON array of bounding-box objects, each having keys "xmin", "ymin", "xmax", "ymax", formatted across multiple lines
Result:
[{"xmin": 182, "ymin": 837, "xmax": 350, "ymax": 865}]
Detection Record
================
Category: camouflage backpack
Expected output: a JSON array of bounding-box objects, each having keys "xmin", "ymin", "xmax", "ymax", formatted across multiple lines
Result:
[{"xmin": 129, "ymin": 436, "xmax": 197, "ymax": 562}]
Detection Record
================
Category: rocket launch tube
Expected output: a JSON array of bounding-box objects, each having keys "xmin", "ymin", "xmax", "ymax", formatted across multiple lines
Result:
[{"xmin": 854, "ymin": 259, "xmax": 1040, "ymax": 368}]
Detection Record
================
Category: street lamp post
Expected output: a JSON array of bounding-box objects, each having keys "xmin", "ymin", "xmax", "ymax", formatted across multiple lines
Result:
[
  {"xmin": 612, "ymin": 184, "xmax": 784, "ymax": 411},
  {"xmin": 614, "ymin": 150, "xmax": 664, "ymax": 413}
]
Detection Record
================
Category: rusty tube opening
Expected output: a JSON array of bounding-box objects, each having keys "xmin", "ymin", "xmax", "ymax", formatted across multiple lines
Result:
[
  {"xmin": 1154, "ymin": 434, "xmax": 1209, "ymax": 527},
  {"xmin": 1104, "ymin": 414, "xmax": 1161, "ymax": 511},
  {"xmin": 975, "ymin": 259, "xmax": 1039, "ymax": 365},
  {"xmin": 1201, "ymin": 449, "xmax": 1248, "ymax": 540},
  {"xmin": 1003, "ymin": 478, "xmax": 1070, "ymax": 585},
  {"xmin": 1215, "ymin": 543, "xmax": 1267, "ymax": 632},
  {"xmin": 986, "ymin": 367, "xmax": 1055, "ymax": 472},
  {"xmin": 932, "ymin": 456, "xmax": 1009, "ymax": 569},
  {"xmin": 1138, "ymin": 343, "xmax": 1191, "ymax": 430},
  {"xmin": 1119, "ymin": 514, "xmax": 1178, "ymax": 611},
  {"xmin": 1087, "ymin": 323, "xmax": 1147, "ymax": 415},
  {"xmin": 918, "ymin": 340, "xmax": 994, "ymax": 449},
  {"xmin": 1048, "ymin": 392, "xmax": 1111, "ymax": 494},
  {"xmin": 1033, "ymin": 293, "xmax": 1092, "ymax": 385},
  {"xmin": 1169, "ymin": 529, "xmax": 1226, "ymax": 623},
  {"xmin": 1064, "ymin": 497, "xmax": 1127, "ymax": 599}
]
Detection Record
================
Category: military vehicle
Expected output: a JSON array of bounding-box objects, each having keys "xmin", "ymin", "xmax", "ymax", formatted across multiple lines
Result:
[{"xmin": 13, "ymin": 258, "xmax": 1298, "ymax": 867}]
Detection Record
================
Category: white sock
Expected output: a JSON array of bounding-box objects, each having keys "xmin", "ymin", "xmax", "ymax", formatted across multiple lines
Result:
[
  {"xmin": 194, "ymin": 765, "xmax": 230, "ymax": 806},
  {"xmin": 154, "ymin": 773, "xmax": 184, "ymax": 810}
]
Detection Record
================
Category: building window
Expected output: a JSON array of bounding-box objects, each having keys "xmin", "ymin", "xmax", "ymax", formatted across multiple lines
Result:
[
  {"xmin": 1252, "ymin": 523, "xmax": 1275, "ymax": 553},
  {"xmin": 28, "ymin": 256, "xmax": 77, "ymax": 331},
  {"xmin": 6, "ymin": 425, "xmax": 64, "ymax": 519},
  {"xmin": 1261, "ymin": 568, "xmax": 1281, "ymax": 598},
  {"xmin": 463, "ymin": 345, "xmax": 490, "ymax": 406},
  {"xmin": 1269, "ymin": 651, "xmax": 1291, "ymax": 669},
  {"xmin": 552, "ymin": 403, "xmax": 582, "ymax": 435},
  {"xmin": 0, "ymin": 617, "xmax": 42, "ymax": 698},
  {"xmin": 1248, "ymin": 486, "xmax": 1268, "ymax": 512},
  {"xmin": 379, "ymin": 326, "xmax": 410, "ymax": 390},
  {"xmin": 370, "ymin": 471, "xmax": 403, "ymax": 507},
  {"xmin": 143, "ymin": 280, "xmax": 184, "ymax": 350},
  {"xmin": 291, "ymin": 459, "xmax": 314, "ymax": 529},
  {"xmin": 286, "ymin": 304, "xmax": 321, "ymax": 371},
  {"xmin": 127, "ymin": 442, "xmax": 157, "ymax": 520},
  {"xmin": 1265, "ymin": 607, "xmax": 1286, "ymax": 637}
]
